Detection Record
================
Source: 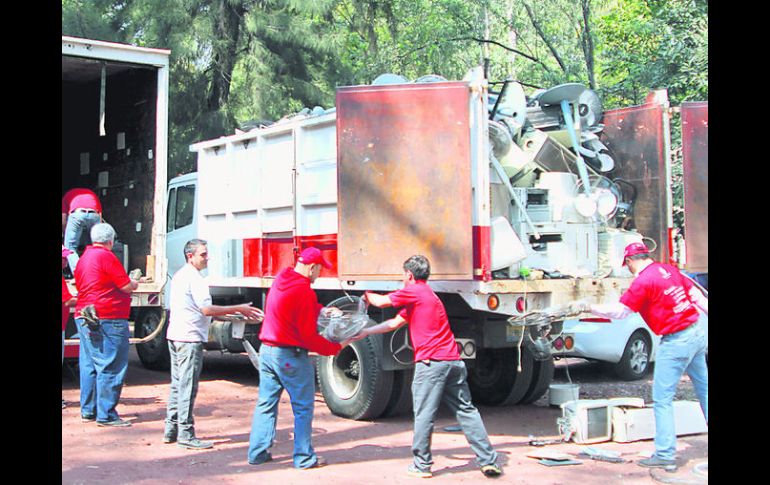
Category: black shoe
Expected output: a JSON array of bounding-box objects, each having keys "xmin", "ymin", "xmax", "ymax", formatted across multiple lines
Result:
[
  {"xmin": 97, "ymin": 418, "xmax": 132, "ymax": 428},
  {"xmin": 163, "ymin": 432, "xmax": 177, "ymax": 444},
  {"xmin": 301, "ymin": 456, "xmax": 327, "ymax": 469},
  {"xmin": 638, "ymin": 456, "xmax": 677, "ymax": 471},
  {"xmin": 81, "ymin": 415, "xmax": 96, "ymax": 423},
  {"xmin": 249, "ymin": 452, "xmax": 273, "ymax": 465},
  {"xmin": 177, "ymin": 438, "xmax": 214, "ymax": 450}
]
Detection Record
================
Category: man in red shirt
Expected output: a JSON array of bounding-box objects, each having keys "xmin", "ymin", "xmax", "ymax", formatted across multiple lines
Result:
[
  {"xmin": 74, "ymin": 223, "xmax": 139, "ymax": 427},
  {"xmin": 62, "ymin": 187, "xmax": 103, "ymax": 272},
  {"xmin": 581, "ymin": 243, "xmax": 708, "ymax": 470},
  {"xmin": 247, "ymin": 247, "xmax": 343, "ymax": 469},
  {"xmin": 62, "ymin": 246, "xmax": 77, "ymax": 408},
  {"xmin": 350, "ymin": 255, "xmax": 502, "ymax": 479}
]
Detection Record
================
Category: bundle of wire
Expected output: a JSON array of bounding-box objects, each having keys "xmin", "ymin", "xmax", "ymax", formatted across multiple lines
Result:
[{"xmin": 317, "ymin": 296, "xmax": 371, "ymax": 343}]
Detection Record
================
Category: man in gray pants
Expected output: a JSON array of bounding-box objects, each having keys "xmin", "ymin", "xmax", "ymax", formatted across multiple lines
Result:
[
  {"xmin": 165, "ymin": 239, "xmax": 263, "ymax": 449},
  {"xmin": 347, "ymin": 255, "xmax": 502, "ymax": 478}
]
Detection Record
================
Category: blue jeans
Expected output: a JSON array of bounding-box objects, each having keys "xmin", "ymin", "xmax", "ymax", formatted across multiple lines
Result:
[
  {"xmin": 248, "ymin": 344, "xmax": 317, "ymax": 468},
  {"xmin": 652, "ymin": 322, "xmax": 708, "ymax": 460},
  {"xmin": 165, "ymin": 341, "xmax": 205, "ymax": 441},
  {"xmin": 411, "ymin": 360, "xmax": 498, "ymax": 471},
  {"xmin": 77, "ymin": 318, "xmax": 130, "ymax": 423},
  {"xmin": 64, "ymin": 211, "xmax": 101, "ymax": 270}
]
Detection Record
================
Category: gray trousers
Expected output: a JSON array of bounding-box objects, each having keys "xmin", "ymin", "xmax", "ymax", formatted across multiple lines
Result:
[
  {"xmin": 411, "ymin": 360, "xmax": 498, "ymax": 471},
  {"xmin": 165, "ymin": 340, "xmax": 204, "ymax": 441}
]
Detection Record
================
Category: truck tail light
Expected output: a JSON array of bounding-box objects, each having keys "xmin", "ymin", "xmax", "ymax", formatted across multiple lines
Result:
[
  {"xmin": 487, "ymin": 294, "xmax": 499, "ymax": 311},
  {"xmin": 515, "ymin": 297, "xmax": 526, "ymax": 313},
  {"xmin": 553, "ymin": 337, "xmax": 564, "ymax": 350}
]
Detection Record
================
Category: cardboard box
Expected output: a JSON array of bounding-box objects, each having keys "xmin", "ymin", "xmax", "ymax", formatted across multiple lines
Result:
[{"xmin": 612, "ymin": 401, "xmax": 707, "ymax": 443}]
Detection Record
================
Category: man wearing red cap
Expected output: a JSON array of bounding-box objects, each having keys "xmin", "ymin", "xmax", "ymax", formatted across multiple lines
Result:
[
  {"xmin": 579, "ymin": 242, "xmax": 708, "ymax": 470},
  {"xmin": 247, "ymin": 247, "xmax": 343, "ymax": 469}
]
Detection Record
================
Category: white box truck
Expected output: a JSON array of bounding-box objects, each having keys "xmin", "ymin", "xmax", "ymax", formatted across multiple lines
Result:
[{"xmin": 62, "ymin": 36, "xmax": 170, "ymax": 365}]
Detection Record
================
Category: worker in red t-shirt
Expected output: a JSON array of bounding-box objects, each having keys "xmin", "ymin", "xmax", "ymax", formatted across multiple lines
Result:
[
  {"xmin": 349, "ymin": 255, "xmax": 502, "ymax": 479},
  {"xmin": 74, "ymin": 222, "xmax": 139, "ymax": 427},
  {"xmin": 62, "ymin": 187, "xmax": 103, "ymax": 272},
  {"xmin": 580, "ymin": 242, "xmax": 708, "ymax": 470},
  {"xmin": 247, "ymin": 247, "xmax": 343, "ymax": 469},
  {"xmin": 62, "ymin": 246, "xmax": 77, "ymax": 409}
]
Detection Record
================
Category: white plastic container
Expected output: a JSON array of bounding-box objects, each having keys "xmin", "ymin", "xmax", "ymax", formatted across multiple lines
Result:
[
  {"xmin": 490, "ymin": 216, "xmax": 527, "ymax": 271},
  {"xmin": 549, "ymin": 383, "xmax": 580, "ymax": 407}
]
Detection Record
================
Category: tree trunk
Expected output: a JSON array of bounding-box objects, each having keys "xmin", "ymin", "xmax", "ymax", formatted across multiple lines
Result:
[
  {"xmin": 523, "ymin": 1, "xmax": 567, "ymax": 74},
  {"xmin": 207, "ymin": 0, "xmax": 244, "ymax": 112},
  {"xmin": 581, "ymin": 0, "xmax": 596, "ymax": 90}
]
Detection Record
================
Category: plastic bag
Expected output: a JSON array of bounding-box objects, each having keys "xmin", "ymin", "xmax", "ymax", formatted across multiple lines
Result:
[{"xmin": 317, "ymin": 296, "xmax": 370, "ymax": 343}]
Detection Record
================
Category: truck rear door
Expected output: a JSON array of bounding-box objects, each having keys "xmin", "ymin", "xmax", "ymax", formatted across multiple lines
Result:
[{"xmin": 335, "ymin": 82, "xmax": 476, "ymax": 280}]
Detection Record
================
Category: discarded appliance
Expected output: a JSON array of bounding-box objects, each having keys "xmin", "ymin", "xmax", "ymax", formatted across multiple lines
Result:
[
  {"xmin": 612, "ymin": 400, "xmax": 708, "ymax": 443},
  {"xmin": 549, "ymin": 383, "xmax": 580, "ymax": 407},
  {"xmin": 559, "ymin": 397, "xmax": 644, "ymax": 444}
]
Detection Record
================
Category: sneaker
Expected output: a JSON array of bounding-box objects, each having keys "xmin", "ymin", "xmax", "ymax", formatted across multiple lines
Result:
[
  {"xmin": 406, "ymin": 464, "xmax": 433, "ymax": 478},
  {"xmin": 163, "ymin": 432, "xmax": 177, "ymax": 444},
  {"xmin": 481, "ymin": 463, "xmax": 502, "ymax": 478},
  {"xmin": 301, "ymin": 456, "xmax": 327, "ymax": 469},
  {"xmin": 81, "ymin": 415, "xmax": 96, "ymax": 423},
  {"xmin": 97, "ymin": 418, "xmax": 132, "ymax": 428},
  {"xmin": 177, "ymin": 438, "xmax": 214, "ymax": 450},
  {"xmin": 638, "ymin": 456, "xmax": 677, "ymax": 470},
  {"xmin": 248, "ymin": 452, "xmax": 273, "ymax": 465}
]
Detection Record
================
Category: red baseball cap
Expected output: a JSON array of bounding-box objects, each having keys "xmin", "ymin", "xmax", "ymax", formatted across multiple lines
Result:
[
  {"xmin": 622, "ymin": 242, "xmax": 649, "ymax": 265},
  {"xmin": 62, "ymin": 245, "xmax": 74, "ymax": 258},
  {"xmin": 298, "ymin": 247, "xmax": 332, "ymax": 269}
]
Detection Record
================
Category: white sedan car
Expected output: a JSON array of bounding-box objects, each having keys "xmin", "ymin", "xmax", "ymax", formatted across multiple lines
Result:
[{"xmin": 551, "ymin": 312, "xmax": 708, "ymax": 381}]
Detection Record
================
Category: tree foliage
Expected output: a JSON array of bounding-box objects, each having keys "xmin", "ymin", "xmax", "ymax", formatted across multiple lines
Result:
[{"xmin": 62, "ymin": 0, "xmax": 707, "ymax": 175}]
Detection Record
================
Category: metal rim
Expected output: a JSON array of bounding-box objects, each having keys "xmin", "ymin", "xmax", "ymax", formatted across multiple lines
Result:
[
  {"xmin": 628, "ymin": 338, "xmax": 649, "ymax": 374},
  {"xmin": 325, "ymin": 343, "xmax": 363, "ymax": 401}
]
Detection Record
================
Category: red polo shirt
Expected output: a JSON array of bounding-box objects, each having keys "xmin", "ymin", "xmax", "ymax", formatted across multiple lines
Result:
[
  {"xmin": 62, "ymin": 277, "xmax": 73, "ymax": 331},
  {"xmin": 62, "ymin": 188, "xmax": 102, "ymax": 213},
  {"xmin": 74, "ymin": 245, "xmax": 132, "ymax": 319},
  {"xmin": 389, "ymin": 281, "xmax": 460, "ymax": 362},
  {"xmin": 620, "ymin": 262, "xmax": 699, "ymax": 336}
]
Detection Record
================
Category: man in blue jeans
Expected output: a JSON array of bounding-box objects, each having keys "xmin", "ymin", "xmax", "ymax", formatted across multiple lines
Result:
[
  {"xmin": 165, "ymin": 239, "xmax": 263, "ymax": 450},
  {"xmin": 62, "ymin": 187, "xmax": 102, "ymax": 272},
  {"xmin": 580, "ymin": 243, "xmax": 708, "ymax": 470},
  {"xmin": 248, "ymin": 247, "xmax": 343, "ymax": 469},
  {"xmin": 74, "ymin": 223, "xmax": 138, "ymax": 427}
]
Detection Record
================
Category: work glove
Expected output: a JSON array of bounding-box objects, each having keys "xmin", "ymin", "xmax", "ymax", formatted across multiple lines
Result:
[{"xmin": 79, "ymin": 304, "xmax": 101, "ymax": 329}]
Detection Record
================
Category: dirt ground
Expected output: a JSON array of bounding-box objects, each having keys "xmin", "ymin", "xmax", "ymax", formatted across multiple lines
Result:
[{"xmin": 62, "ymin": 349, "xmax": 707, "ymax": 485}]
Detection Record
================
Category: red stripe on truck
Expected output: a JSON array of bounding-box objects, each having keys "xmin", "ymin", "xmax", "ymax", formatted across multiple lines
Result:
[
  {"xmin": 473, "ymin": 225, "xmax": 491, "ymax": 282},
  {"xmin": 243, "ymin": 234, "xmax": 338, "ymax": 277}
]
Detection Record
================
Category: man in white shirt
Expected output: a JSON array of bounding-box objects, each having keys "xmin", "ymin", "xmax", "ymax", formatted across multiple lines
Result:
[{"xmin": 165, "ymin": 239, "xmax": 263, "ymax": 449}]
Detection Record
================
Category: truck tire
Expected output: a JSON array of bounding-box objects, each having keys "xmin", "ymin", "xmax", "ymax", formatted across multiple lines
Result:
[
  {"xmin": 381, "ymin": 368, "xmax": 413, "ymax": 417},
  {"xmin": 519, "ymin": 349, "xmax": 555, "ymax": 404},
  {"xmin": 135, "ymin": 309, "xmax": 170, "ymax": 371},
  {"xmin": 614, "ymin": 330, "xmax": 652, "ymax": 381},
  {"xmin": 468, "ymin": 348, "xmax": 534, "ymax": 406},
  {"xmin": 316, "ymin": 336, "xmax": 394, "ymax": 420}
]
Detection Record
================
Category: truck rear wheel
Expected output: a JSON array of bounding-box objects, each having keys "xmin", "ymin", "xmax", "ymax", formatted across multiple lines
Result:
[
  {"xmin": 316, "ymin": 335, "xmax": 394, "ymax": 420},
  {"xmin": 381, "ymin": 368, "xmax": 413, "ymax": 417},
  {"xmin": 519, "ymin": 349, "xmax": 555, "ymax": 404},
  {"xmin": 468, "ymin": 348, "xmax": 534, "ymax": 406},
  {"xmin": 135, "ymin": 309, "xmax": 170, "ymax": 371}
]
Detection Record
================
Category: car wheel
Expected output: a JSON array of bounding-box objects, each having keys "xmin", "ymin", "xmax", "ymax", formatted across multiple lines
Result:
[{"xmin": 614, "ymin": 330, "xmax": 652, "ymax": 381}]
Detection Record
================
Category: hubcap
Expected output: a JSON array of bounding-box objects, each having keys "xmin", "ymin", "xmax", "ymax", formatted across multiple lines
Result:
[{"xmin": 628, "ymin": 339, "xmax": 649, "ymax": 374}]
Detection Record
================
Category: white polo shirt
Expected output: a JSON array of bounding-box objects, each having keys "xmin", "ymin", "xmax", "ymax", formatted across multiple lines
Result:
[{"xmin": 166, "ymin": 263, "xmax": 212, "ymax": 342}]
